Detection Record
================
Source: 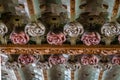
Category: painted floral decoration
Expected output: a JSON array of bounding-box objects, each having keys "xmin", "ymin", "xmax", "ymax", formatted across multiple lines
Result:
[
  {"xmin": 81, "ymin": 55, "xmax": 99, "ymax": 65},
  {"xmin": 18, "ymin": 54, "xmax": 36, "ymax": 65},
  {"xmin": 81, "ymin": 32, "xmax": 101, "ymax": 46},
  {"xmin": 49, "ymin": 55, "xmax": 67, "ymax": 65},
  {"xmin": 64, "ymin": 22, "xmax": 84, "ymax": 37},
  {"xmin": 25, "ymin": 22, "xmax": 45, "ymax": 37},
  {"xmin": 10, "ymin": 31, "xmax": 29, "ymax": 44},
  {"xmin": 0, "ymin": 22, "xmax": 8, "ymax": 36},
  {"xmin": 47, "ymin": 32, "xmax": 66, "ymax": 45},
  {"xmin": 112, "ymin": 56, "xmax": 120, "ymax": 65}
]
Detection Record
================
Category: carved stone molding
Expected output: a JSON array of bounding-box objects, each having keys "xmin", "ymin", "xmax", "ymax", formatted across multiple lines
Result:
[{"xmin": 0, "ymin": 45, "xmax": 120, "ymax": 55}]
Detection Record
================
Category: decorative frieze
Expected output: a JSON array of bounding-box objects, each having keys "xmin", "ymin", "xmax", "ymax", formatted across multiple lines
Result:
[{"xmin": 0, "ymin": 45, "xmax": 120, "ymax": 55}]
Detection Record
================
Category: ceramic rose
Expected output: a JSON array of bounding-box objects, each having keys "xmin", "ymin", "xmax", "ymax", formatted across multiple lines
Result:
[
  {"xmin": 64, "ymin": 22, "xmax": 84, "ymax": 37},
  {"xmin": 64, "ymin": 22, "xmax": 84, "ymax": 45},
  {"xmin": 49, "ymin": 55, "xmax": 68, "ymax": 65},
  {"xmin": 89, "ymin": 55, "xmax": 99, "ymax": 65},
  {"xmin": 10, "ymin": 31, "xmax": 29, "ymax": 45},
  {"xmin": 101, "ymin": 22, "xmax": 120, "ymax": 37},
  {"xmin": 81, "ymin": 56, "xmax": 89, "ymax": 65},
  {"xmin": 81, "ymin": 32, "xmax": 101, "ymax": 46},
  {"xmin": 25, "ymin": 22, "xmax": 45, "ymax": 37},
  {"xmin": 112, "ymin": 56, "xmax": 120, "ymax": 65},
  {"xmin": 0, "ymin": 22, "xmax": 8, "ymax": 44},
  {"xmin": 47, "ymin": 32, "xmax": 66, "ymax": 45},
  {"xmin": 80, "ymin": 55, "xmax": 99, "ymax": 65},
  {"xmin": 25, "ymin": 22, "xmax": 45, "ymax": 44},
  {"xmin": 101, "ymin": 22, "xmax": 120, "ymax": 45},
  {"xmin": 18, "ymin": 54, "xmax": 36, "ymax": 65}
]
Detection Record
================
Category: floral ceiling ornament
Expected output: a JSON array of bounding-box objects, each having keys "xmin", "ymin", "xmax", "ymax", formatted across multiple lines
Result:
[
  {"xmin": 0, "ymin": 22, "xmax": 8, "ymax": 44},
  {"xmin": 47, "ymin": 31, "xmax": 66, "ymax": 45},
  {"xmin": 10, "ymin": 31, "xmax": 29, "ymax": 45},
  {"xmin": 25, "ymin": 22, "xmax": 45, "ymax": 37},
  {"xmin": 101, "ymin": 22, "xmax": 120, "ymax": 45},
  {"xmin": 18, "ymin": 54, "xmax": 37, "ymax": 65},
  {"xmin": 81, "ymin": 32, "xmax": 101, "ymax": 46},
  {"xmin": 112, "ymin": 56, "xmax": 120, "ymax": 65},
  {"xmin": 101, "ymin": 22, "xmax": 120, "ymax": 37},
  {"xmin": 25, "ymin": 22, "xmax": 46, "ymax": 44},
  {"xmin": 64, "ymin": 21, "xmax": 84, "ymax": 45},
  {"xmin": 48, "ymin": 54, "xmax": 68, "ymax": 65},
  {"xmin": 80, "ymin": 55, "xmax": 99, "ymax": 65}
]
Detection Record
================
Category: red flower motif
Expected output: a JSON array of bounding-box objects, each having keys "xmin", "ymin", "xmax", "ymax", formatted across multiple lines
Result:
[
  {"xmin": 18, "ymin": 54, "xmax": 36, "ymax": 65},
  {"xmin": 81, "ymin": 55, "xmax": 99, "ymax": 65},
  {"xmin": 112, "ymin": 56, "xmax": 120, "ymax": 65},
  {"xmin": 10, "ymin": 32, "xmax": 29, "ymax": 44},
  {"xmin": 81, "ymin": 32, "xmax": 101, "ymax": 46},
  {"xmin": 47, "ymin": 32, "xmax": 66, "ymax": 45},
  {"xmin": 49, "ymin": 55, "xmax": 67, "ymax": 65}
]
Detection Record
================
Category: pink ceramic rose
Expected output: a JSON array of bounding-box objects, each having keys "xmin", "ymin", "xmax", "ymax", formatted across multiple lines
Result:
[
  {"xmin": 10, "ymin": 31, "xmax": 29, "ymax": 44},
  {"xmin": 47, "ymin": 32, "xmax": 66, "ymax": 45},
  {"xmin": 18, "ymin": 54, "xmax": 36, "ymax": 65},
  {"xmin": 81, "ymin": 55, "xmax": 99, "ymax": 65},
  {"xmin": 81, "ymin": 56, "xmax": 89, "ymax": 65},
  {"xmin": 112, "ymin": 56, "xmax": 120, "ymax": 65},
  {"xmin": 81, "ymin": 32, "xmax": 101, "ymax": 46},
  {"xmin": 88, "ymin": 55, "xmax": 99, "ymax": 65},
  {"xmin": 49, "ymin": 55, "xmax": 67, "ymax": 65}
]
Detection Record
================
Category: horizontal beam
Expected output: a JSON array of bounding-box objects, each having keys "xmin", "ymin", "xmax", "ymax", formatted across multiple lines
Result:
[{"xmin": 0, "ymin": 45, "xmax": 120, "ymax": 55}]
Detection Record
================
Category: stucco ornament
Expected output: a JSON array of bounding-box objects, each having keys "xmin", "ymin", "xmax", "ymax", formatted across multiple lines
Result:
[
  {"xmin": 64, "ymin": 21, "xmax": 84, "ymax": 45},
  {"xmin": 101, "ymin": 22, "xmax": 120, "ymax": 45},
  {"xmin": 25, "ymin": 22, "xmax": 45, "ymax": 44}
]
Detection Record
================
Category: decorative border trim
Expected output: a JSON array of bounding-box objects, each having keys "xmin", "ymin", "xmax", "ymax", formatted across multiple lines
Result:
[{"xmin": 0, "ymin": 45, "xmax": 120, "ymax": 55}]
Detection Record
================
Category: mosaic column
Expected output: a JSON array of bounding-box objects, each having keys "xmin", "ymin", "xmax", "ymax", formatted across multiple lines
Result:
[
  {"xmin": 75, "ymin": 55, "xmax": 101, "ymax": 80},
  {"xmin": 47, "ymin": 54, "xmax": 71, "ymax": 80},
  {"xmin": 1, "ymin": 54, "xmax": 17, "ymax": 80},
  {"xmin": 102, "ymin": 56, "xmax": 120, "ymax": 80},
  {"xmin": 18, "ymin": 54, "xmax": 45, "ymax": 80}
]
